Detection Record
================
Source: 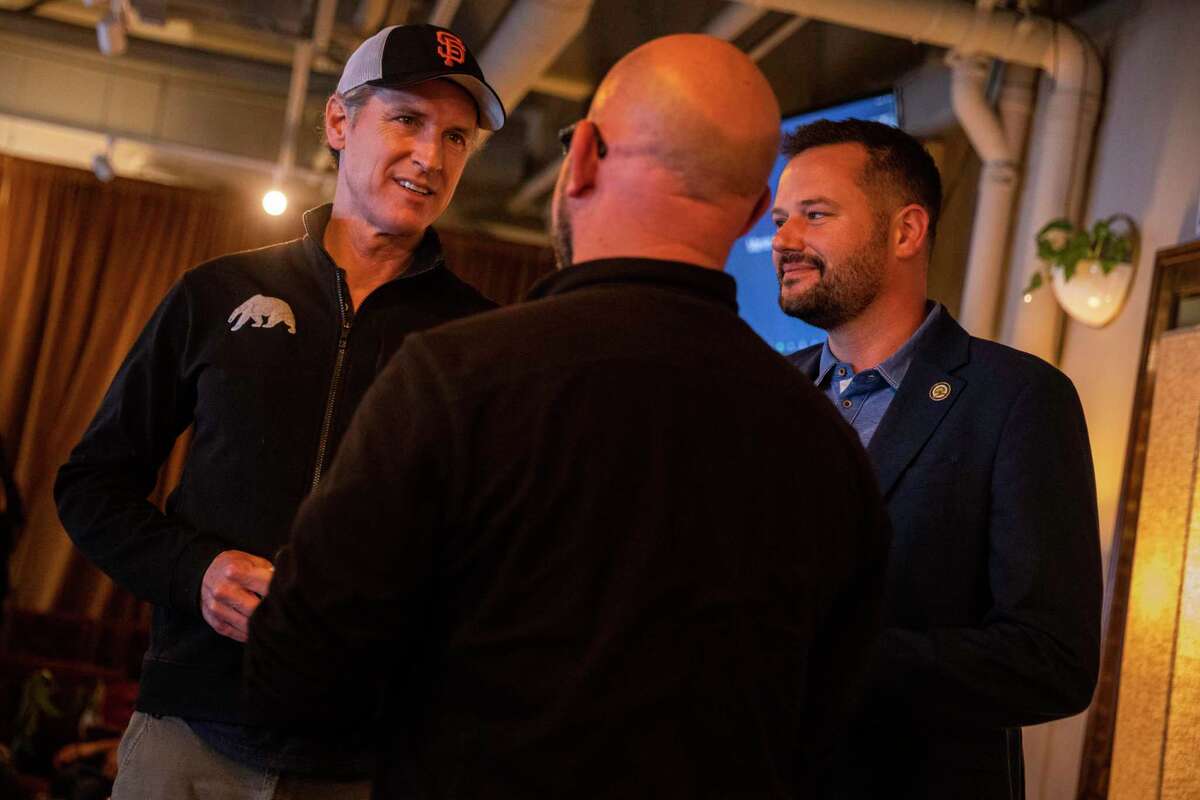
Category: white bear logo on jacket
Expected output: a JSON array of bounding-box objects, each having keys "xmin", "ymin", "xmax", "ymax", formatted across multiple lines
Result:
[{"xmin": 228, "ymin": 295, "xmax": 297, "ymax": 335}]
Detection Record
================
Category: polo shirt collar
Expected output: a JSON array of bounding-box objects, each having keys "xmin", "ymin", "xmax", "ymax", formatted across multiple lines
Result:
[{"xmin": 816, "ymin": 301, "xmax": 944, "ymax": 390}]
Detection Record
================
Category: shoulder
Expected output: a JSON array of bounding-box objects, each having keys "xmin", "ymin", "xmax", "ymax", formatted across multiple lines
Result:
[
  {"xmin": 406, "ymin": 296, "xmax": 558, "ymax": 370},
  {"xmin": 411, "ymin": 291, "xmax": 829, "ymax": 403},
  {"xmin": 426, "ymin": 266, "xmax": 498, "ymax": 313},
  {"xmin": 176, "ymin": 239, "xmax": 309, "ymax": 319},
  {"xmin": 786, "ymin": 342, "xmax": 823, "ymax": 372},
  {"xmin": 183, "ymin": 239, "xmax": 302, "ymax": 284},
  {"xmin": 922, "ymin": 308, "xmax": 1078, "ymax": 404},
  {"xmin": 965, "ymin": 336, "xmax": 1079, "ymax": 399}
]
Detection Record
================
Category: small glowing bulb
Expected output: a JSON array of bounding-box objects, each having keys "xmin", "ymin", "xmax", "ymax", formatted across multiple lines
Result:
[
  {"xmin": 1087, "ymin": 295, "xmax": 1101, "ymax": 308},
  {"xmin": 1023, "ymin": 293, "xmax": 1033, "ymax": 304},
  {"xmin": 262, "ymin": 189, "xmax": 288, "ymax": 216}
]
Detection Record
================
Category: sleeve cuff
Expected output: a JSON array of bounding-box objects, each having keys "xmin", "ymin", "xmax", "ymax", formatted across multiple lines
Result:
[{"xmin": 171, "ymin": 533, "xmax": 231, "ymax": 616}]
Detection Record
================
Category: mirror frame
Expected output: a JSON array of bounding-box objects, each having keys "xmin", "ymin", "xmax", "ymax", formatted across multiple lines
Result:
[{"xmin": 1077, "ymin": 239, "xmax": 1200, "ymax": 798}]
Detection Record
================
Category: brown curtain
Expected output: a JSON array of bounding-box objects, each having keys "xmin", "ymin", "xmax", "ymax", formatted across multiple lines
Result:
[
  {"xmin": 0, "ymin": 154, "xmax": 552, "ymax": 624},
  {"xmin": 440, "ymin": 229, "xmax": 556, "ymax": 304}
]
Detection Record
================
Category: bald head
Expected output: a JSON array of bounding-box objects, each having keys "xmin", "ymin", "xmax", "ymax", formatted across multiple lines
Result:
[
  {"xmin": 551, "ymin": 34, "xmax": 782, "ymax": 269},
  {"xmin": 591, "ymin": 34, "xmax": 781, "ymax": 200}
]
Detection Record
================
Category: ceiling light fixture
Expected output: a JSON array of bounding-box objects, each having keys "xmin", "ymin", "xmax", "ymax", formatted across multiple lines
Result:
[
  {"xmin": 262, "ymin": 189, "xmax": 288, "ymax": 216},
  {"xmin": 92, "ymin": 136, "xmax": 116, "ymax": 183}
]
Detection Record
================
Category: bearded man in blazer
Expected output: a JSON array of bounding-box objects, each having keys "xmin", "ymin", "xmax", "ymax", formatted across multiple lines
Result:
[{"xmin": 773, "ymin": 119, "xmax": 1102, "ymax": 800}]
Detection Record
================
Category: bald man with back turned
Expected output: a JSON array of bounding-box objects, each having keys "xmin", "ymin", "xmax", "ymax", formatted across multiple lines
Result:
[{"xmin": 245, "ymin": 35, "xmax": 889, "ymax": 798}]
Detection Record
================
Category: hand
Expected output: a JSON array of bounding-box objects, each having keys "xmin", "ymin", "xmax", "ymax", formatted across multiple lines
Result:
[
  {"xmin": 201, "ymin": 550, "xmax": 274, "ymax": 642},
  {"xmin": 52, "ymin": 742, "xmax": 82, "ymax": 769},
  {"xmin": 52, "ymin": 738, "xmax": 119, "ymax": 770}
]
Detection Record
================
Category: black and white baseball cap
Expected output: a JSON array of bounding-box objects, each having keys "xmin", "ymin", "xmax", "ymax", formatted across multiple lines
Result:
[{"xmin": 337, "ymin": 24, "xmax": 506, "ymax": 131}]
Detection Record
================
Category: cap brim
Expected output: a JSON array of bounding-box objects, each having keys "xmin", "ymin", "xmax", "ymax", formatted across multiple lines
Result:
[{"xmin": 368, "ymin": 72, "xmax": 506, "ymax": 132}]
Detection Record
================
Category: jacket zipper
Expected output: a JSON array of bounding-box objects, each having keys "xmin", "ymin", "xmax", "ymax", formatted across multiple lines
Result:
[{"xmin": 310, "ymin": 272, "xmax": 352, "ymax": 490}]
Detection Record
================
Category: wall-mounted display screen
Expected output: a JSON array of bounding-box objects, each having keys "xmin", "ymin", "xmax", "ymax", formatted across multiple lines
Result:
[{"xmin": 725, "ymin": 92, "xmax": 899, "ymax": 354}]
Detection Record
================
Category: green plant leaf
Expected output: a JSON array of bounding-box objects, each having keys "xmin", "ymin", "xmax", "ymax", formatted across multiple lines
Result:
[
  {"xmin": 1113, "ymin": 238, "xmax": 1133, "ymax": 262},
  {"xmin": 1037, "ymin": 239, "xmax": 1059, "ymax": 260},
  {"xmin": 1038, "ymin": 218, "xmax": 1074, "ymax": 235},
  {"xmin": 1056, "ymin": 231, "xmax": 1091, "ymax": 280},
  {"xmin": 1030, "ymin": 215, "xmax": 1135, "ymax": 290},
  {"xmin": 1023, "ymin": 271, "xmax": 1044, "ymax": 294},
  {"xmin": 1035, "ymin": 218, "xmax": 1074, "ymax": 265},
  {"xmin": 1090, "ymin": 219, "xmax": 1111, "ymax": 258}
]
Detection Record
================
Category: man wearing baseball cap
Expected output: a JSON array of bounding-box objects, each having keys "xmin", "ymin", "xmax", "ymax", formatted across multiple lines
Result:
[{"xmin": 55, "ymin": 23, "xmax": 504, "ymax": 799}]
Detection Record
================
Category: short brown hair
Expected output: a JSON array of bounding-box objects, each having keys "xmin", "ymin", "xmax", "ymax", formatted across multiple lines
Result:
[{"xmin": 781, "ymin": 118, "xmax": 942, "ymax": 247}]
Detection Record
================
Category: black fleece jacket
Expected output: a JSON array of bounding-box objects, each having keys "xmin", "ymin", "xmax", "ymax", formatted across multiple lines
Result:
[
  {"xmin": 246, "ymin": 259, "xmax": 891, "ymax": 798},
  {"xmin": 55, "ymin": 204, "xmax": 494, "ymax": 724}
]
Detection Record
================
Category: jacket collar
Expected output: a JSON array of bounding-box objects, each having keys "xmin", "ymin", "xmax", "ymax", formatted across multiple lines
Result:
[
  {"xmin": 300, "ymin": 203, "xmax": 445, "ymax": 282},
  {"xmin": 787, "ymin": 304, "xmax": 971, "ymax": 499},
  {"xmin": 864, "ymin": 307, "xmax": 970, "ymax": 498},
  {"xmin": 789, "ymin": 344, "xmax": 823, "ymax": 381},
  {"xmin": 526, "ymin": 258, "xmax": 739, "ymax": 312}
]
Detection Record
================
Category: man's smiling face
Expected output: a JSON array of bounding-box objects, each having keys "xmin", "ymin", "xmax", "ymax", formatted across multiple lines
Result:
[
  {"xmin": 771, "ymin": 142, "xmax": 890, "ymax": 330},
  {"xmin": 332, "ymin": 80, "xmax": 479, "ymax": 239}
]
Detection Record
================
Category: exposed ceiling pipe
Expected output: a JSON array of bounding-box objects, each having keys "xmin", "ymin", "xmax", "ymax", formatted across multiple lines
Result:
[
  {"xmin": 706, "ymin": 3, "xmax": 767, "ymax": 42},
  {"xmin": 748, "ymin": 15, "xmax": 808, "ymax": 63},
  {"xmin": 428, "ymin": 0, "xmax": 463, "ymax": 28},
  {"xmin": 276, "ymin": 42, "xmax": 314, "ymax": 181},
  {"xmin": 743, "ymin": 0, "xmax": 1056, "ymax": 65},
  {"xmin": 385, "ymin": 0, "xmax": 412, "ymax": 26},
  {"xmin": 353, "ymin": 0, "xmax": 390, "ymax": 33},
  {"xmin": 0, "ymin": 108, "xmax": 330, "ymax": 185},
  {"xmin": 1003, "ymin": 33, "xmax": 1101, "ymax": 360},
  {"xmin": 531, "ymin": 74, "xmax": 593, "ymax": 102},
  {"xmin": 476, "ymin": 0, "xmax": 595, "ymax": 120},
  {"xmin": 527, "ymin": 4, "xmax": 769, "ymax": 102},
  {"xmin": 311, "ymin": 0, "xmax": 337, "ymax": 52},
  {"xmin": 954, "ymin": 56, "xmax": 1036, "ymax": 340},
  {"xmin": 507, "ymin": 158, "xmax": 562, "ymax": 215},
  {"xmin": 506, "ymin": 1, "xmax": 770, "ymax": 216},
  {"xmin": 480, "ymin": 0, "xmax": 594, "ymax": 217},
  {"xmin": 30, "ymin": 2, "xmax": 339, "ymax": 72},
  {"xmin": 997, "ymin": 67, "xmax": 1037, "ymax": 172},
  {"xmin": 276, "ymin": 0, "xmax": 337, "ymax": 184},
  {"xmin": 748, "ymin": 0, "xmax": 1102, "ymax": 363}
]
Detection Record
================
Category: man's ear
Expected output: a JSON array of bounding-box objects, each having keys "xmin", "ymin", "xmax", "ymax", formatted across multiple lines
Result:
[
  {"xmin": 894, "ymin": 203, "xmax": 931, "ymax": 259},
  {"xmin": 325, "ymin": 94, "xmax": 349, "ymax": 154},
  {"xmin": 562, "ymin": 120, "xmax": 602, "ymax": 198},
  {"xmin": 738, "ymin": 185, "xmax": 773, "ymax": 238}
]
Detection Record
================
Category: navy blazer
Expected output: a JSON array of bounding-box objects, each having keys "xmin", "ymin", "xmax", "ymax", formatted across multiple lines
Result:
[{"xmin": 790, "ymin": 308, "xmax": 1102, "ymax": 800}]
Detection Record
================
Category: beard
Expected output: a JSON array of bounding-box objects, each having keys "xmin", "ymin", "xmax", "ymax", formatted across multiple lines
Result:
[
  {"xmin": 550, "ymin": 174, "xmax": 573, "ymax": 270},
  {"xmin": 777, "ymin": 223, "xmax": 888, "ymax": 330}
]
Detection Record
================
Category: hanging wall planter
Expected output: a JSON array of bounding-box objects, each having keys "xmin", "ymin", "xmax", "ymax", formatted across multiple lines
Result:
[{"xmin": 1023, "ymin": 215, "xmax": 1138, "ymax": 328}]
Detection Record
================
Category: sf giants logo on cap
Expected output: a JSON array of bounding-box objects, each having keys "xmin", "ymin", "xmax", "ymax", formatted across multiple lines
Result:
[{"xmin": 436, "ymin": 31, "xmax": 466, "ymax": 67}]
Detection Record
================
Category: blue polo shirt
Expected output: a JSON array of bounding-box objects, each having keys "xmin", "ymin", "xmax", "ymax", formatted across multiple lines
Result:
[{"xmin": 816, "ymin": 303, "xmax": 943, "ymax": 447}]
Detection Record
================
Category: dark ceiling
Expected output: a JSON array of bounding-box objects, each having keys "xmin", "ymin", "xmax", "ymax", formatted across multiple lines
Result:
[{"xmin": 0, "ymin": 0, "xmax": 1109, "ymax": 239}]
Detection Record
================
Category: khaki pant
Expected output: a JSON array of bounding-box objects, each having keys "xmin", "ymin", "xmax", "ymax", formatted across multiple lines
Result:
[{"xmin": 112, "ymin": 712, "xmax": 373, "ymax": 800}]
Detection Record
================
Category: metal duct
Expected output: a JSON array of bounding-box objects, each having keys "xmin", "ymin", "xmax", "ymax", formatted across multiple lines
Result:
[
  {"xmin": 954, "ymin": 57, "xmax": 1036, "ymax": 340},
  {"xmin": 476, "ymin": 0, "xmax": 595, "ymax": 120}
]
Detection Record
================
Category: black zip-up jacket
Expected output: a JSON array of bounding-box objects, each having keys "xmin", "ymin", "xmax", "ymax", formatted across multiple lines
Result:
[{"xmin": 55, "ymin": 204, "xmax": 494, "ymax": 725}]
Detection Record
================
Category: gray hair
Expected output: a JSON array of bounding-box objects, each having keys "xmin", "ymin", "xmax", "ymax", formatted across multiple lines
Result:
[{"xmin": 326, "ymin": 85, "xmax": 377, "ymax": 168}]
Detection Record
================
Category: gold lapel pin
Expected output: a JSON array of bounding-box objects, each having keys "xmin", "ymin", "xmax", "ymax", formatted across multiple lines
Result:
[{"xmin": 929, "ymin": 381, "xmax": 952, "ymax": 401}]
